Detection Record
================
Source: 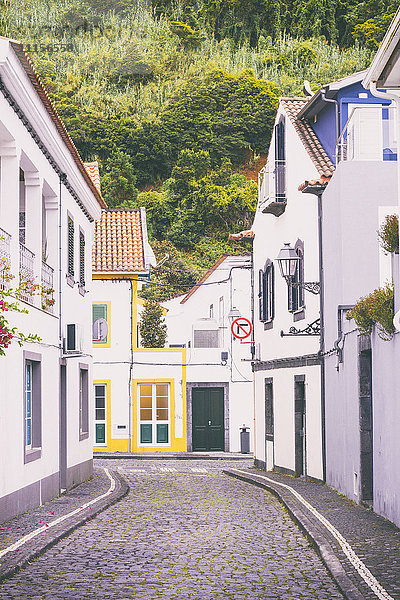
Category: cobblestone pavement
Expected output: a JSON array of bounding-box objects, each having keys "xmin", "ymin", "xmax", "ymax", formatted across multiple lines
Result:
[
  {"xmin": 237, "ymin": 467, "xmax": 400, "ymax": 600},
  {"xmin": 0, "ymin": 458, "xmax": 344, "ymax": 600}
]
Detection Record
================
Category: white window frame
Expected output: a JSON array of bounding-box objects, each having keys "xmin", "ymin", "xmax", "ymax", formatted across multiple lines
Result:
[{"xmin": 137, "ymin": 383, "xmax": 171, "ymax": 448}]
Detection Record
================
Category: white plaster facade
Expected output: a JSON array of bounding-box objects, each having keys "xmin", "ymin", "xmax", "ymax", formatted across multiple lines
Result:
[
  {"xmin": 0, "ymin": 38, "xmax": 103, "ymax": 522},
  {"xmin": 252, "ymin": 102, "xmax": 324, "ymax": 479},
  {"xmin": 163, "ymin": 255, "xmax": 254, "ymax": 453}
]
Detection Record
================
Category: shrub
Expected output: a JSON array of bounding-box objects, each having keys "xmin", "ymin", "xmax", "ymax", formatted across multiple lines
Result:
[
  {"xmin": 378, "ymin": 214, "xmax": 399, "ymax": 254},
  {"xmin": 346, "ymin": 283, "xmax": 395, "ymax": 341}
]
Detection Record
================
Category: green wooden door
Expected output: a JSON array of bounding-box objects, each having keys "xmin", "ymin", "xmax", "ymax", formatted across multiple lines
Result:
[{"xmin": 192, "ymin": 387, "xmax": 224, "ymax": 451}]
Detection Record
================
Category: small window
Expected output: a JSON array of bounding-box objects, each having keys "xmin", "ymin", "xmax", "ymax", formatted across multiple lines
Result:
[
  {"xmin": 79, "ymin": 365, "xmax": 89, "ymax": 441},
  {"xmin": 259, "ymin": 261, "xmax": 274, "ymax": 323},
  {"xmin": 218, "ymin": 297, "xmax": 224, "ymax": 325},
  {"xmin": 92, "ymin": 303, "xmax": 110, "ymax": 346},
  {"xmin": 24, "ymin": 353, "xmax": 42, "ymax": 463},
  {"xmin": 79, "ymin": 230, "xmax": 85, "ymax": 288},
  {"xmin": 288, "ymin": 244, "xmax": 304, "ymax": 312},
  {"xmin": 138, "ymin": 383, "xmax": 170, "ymax": 446},
  {"xmin": 209, "ymin": 304, "xmax": 214, "ymax": 319},
  {"xmin": 67, "ymin": 216, "xmax": 74, "ymax": 277},
  {"xmin": 94, "ymin": 384, "xmax": 107, "ymax": 446}
]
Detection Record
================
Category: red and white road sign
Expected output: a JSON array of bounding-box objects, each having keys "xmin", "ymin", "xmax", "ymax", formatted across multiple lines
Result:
[{"xmin": 231, "ymin": 317, "xmax": 252, "ymax": 340}]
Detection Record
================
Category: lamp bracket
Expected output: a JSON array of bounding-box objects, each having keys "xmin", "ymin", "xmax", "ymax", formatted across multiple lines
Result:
[
  {"xmin": 284, "ymin": 278, "xmax": 320, "ymax": 295},
  {"xmin": 280, "ymin": 318, "xmax": 320, "ymax": 337}
]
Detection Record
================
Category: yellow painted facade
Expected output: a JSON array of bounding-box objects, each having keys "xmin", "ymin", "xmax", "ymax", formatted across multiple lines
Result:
[{"xmin": 93, "ymin": 278, "xmax": 187, "ymax": 453}]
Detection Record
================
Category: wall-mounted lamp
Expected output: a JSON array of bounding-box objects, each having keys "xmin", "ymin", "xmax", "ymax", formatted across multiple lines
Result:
[
  {"xmin": 276, "ymin": 243, "xmax": 320, "ymax": 295},
  {"xmin": 227, "ymin": 307, "xmax": 241, "ymax": 322}
]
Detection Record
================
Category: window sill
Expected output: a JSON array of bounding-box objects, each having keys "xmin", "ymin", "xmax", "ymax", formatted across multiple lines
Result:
[
  {"xmin": 293, "ymin": 308, "xmax": 305, "ymax": 322},
  {"xmin": 79, "ymin": 431, "xmax": 89, "ymax": 441},
  {"xmin": 66, "ymin": 274, "xmax": 75, "ymax": 288},
  {"xmin": 24, "ymin": 447, "xmax": 42, "ymax": 464},
  {"xmin": 263, "ymin": 320, "xmax": 274, "ymax": 331}
]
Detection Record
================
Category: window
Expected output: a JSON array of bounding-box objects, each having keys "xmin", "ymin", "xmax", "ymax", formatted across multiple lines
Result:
[
  {"xmin": 79, "ymin": 364, "xmax": 89, "ymax": 440},
  {"xmin": 288, "ymin": 243, "xmax": 304, "ymax": 313},
  {"xmin": 19, "ymin": 169, "xmax": 26, "ymax": 245},
  {"xmin": 92, "ymin": 302, "xmax": 110, "ymax": 346},
  {"xmin": 258, "ymin": 261, "xmax": 274, "ymax": 323},
  {"xmin": 24, "ymin": 352, "xmax": 42, "ymax": 463},
  {"xmin": 218, "ymin": 297, "xmax": 224, "ymax": 325},
  {"xmin": 265, "ymin": 378, "xmax": 274, "ymax": 442},
  {"xmin": 274, "ymin": 119, "xmax": 286, "ymax": 202},
  {"xmin": 67, "ymin": 215, "xmax": 74, "ymax": 278},
  {"xmin": 79, "ymin": 229, "xmax": 85, "ymax": 288},
  {"xmin": 94, "ymin": 384, "xmax": 107, "ymax": 446},
  {"xmin": 138, "ymin": 383, "xmax": 170, "ymax": 445},
  {"xmin": 209, "ymin": 304, "xmax": 214, "ymax": 319}
]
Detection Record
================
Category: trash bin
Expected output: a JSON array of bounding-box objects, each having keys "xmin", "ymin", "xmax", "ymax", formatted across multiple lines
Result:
[{"xmin": 240, "ymin": 425, "xmax": 250, "ymax": 454}]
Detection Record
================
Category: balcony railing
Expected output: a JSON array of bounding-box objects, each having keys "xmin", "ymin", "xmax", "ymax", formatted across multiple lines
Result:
[
  {"xmin": 337, "ymin": 105, "xmax": 397, "ymax": 163},
  {"xmin": 41, "ymin": 261, "xmax": 55, "ymax": 312},
  {"xmin": 258, "ymin": 159, "xmax": 287, "ymax": 216},
  {"xmin": 0, "ymin": 227, "xmax": 12, "ymax": 291},
  {"xmin": 19, "ymin": 243, "xmax": 36, "ymax": 304}
]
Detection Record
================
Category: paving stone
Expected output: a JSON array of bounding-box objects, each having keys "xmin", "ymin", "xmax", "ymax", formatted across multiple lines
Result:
[{"xmin": 0, "ymin": 458, "xmax": 343, "ymax": 599}]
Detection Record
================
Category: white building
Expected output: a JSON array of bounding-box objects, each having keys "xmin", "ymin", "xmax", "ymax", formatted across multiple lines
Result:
[
  {"xmin": 164, "ymin": 254, "xmax": 254, "ymax": 453},
  {"xmin": 251, "ymin": 96, "xmax": 334, "ymax": 480},
  {"xmin": 0, "ymin": 38, "xmax": 104, "ymax": 522}
]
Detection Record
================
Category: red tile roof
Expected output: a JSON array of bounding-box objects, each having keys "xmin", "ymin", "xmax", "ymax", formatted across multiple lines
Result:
[
  {"xmin": 228, "ymin": 229, "xmax": 255, "ymax": 242},
  {"xmin": 92, "ymin": 210, "xmax": 146, "ymax": 273},
  {"xmin": 6, "ymin": 39, "xmax": 107, "ymax": 209},
  {"xmin": 280, "ymin": 97, "xmax": 335, "ymax": 178},
  {"xmin": 84, "ymin": 162, "xmax": 101, "ymax": 193}
]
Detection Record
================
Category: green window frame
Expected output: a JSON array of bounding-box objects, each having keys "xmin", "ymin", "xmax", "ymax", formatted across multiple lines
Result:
[{"xmin": 94, "ymin": 384, "xmax": 107, "ymax": 446}]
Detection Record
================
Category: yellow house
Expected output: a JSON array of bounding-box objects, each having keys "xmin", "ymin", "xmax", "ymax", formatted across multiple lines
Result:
[{"xmin": 91, "ymin": 207, "xmax": 187, "ymax": 453}]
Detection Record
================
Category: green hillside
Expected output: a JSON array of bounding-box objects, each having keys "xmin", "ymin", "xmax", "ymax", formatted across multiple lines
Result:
[{"xmin": 1, "ymin": 0, "xmax": 392, "ymax": 298}]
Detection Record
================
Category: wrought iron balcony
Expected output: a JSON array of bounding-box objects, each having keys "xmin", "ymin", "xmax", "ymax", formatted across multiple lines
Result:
[
  {"xmin": 19, "ymin": 243, "xmax": 36, "ymax": 304},
  {"xmin": 0, "ymin": 227, "xmax": 12, "ymax": 291},
  {"xmin": 41, "ymin": 261, "xmax": 55, "ymax": 312}
]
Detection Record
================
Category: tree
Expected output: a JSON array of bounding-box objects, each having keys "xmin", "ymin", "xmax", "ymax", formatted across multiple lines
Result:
[
  {"xmin": 139, "ymin": 299, "xmax": 167, "ymax": 348},
  {"xmin": 100, "ymin": 151, "xmax": 138, "ymax": 208}
]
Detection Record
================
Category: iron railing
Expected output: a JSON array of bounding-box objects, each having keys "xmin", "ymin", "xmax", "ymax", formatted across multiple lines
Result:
[
  {"xmin": 41, "ymin": 260, "xmax": 54, "ymax": 312},
  {"xmin": 19, "ymin": 243, "xmax": 36, "ymax": 304},
  {"xmin": 0, "ymin": 227, "xmax": 12, "ymax": 291},
  {"xmin": 258, "ymin": 159, "xmax": 286, "ymax": 210}
]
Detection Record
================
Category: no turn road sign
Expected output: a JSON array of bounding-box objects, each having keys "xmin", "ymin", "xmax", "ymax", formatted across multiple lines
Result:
[{"xmin": 231, "ymin": 317, "xmax": 252, "ymax": 340}]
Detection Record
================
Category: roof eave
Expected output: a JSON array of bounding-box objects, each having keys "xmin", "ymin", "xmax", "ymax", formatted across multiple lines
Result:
[{"xmin": 363, "ymin": 7, "xmax": 400, "ymax": 88}]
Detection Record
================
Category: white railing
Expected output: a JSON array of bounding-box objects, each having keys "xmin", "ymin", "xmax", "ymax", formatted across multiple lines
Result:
[
  {"xmin": 41, "ymin": 260, "xmax": 54, "ymax": 313},
  {"xmin": 0, "ymin": 227, "xmax": 12, "ymax": 291},
  {"xmin": 337, "ymin": 105, "xmax": 397, "ymax": 163},
  {"xmin": 19, "ymin": 243, "xmax": 36, "ymax": 304},
  {"xmin": 258, "ymin": 159, "xmax": 286, "ymax": 210}
]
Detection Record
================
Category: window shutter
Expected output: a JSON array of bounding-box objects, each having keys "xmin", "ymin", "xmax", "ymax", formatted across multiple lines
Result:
[
  {"xmin": 79, "ymin": 231, "xmax": 85, "ymax": 286},
  {"xmin": 258, "ymin": 269, "xmax": 264, "ymax": 321},
  {"xmin": 68, "ymin": 217, "xmax": 74, "ymax": 276}
]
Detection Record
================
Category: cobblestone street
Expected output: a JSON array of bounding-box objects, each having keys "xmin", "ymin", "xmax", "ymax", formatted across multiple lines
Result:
[{"xmin": 0, "ymin": 459, "xmax": 344, "ymax": 600}]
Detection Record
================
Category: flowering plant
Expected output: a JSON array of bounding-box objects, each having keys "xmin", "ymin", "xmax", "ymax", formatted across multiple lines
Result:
[
  {"xmin": 0, "ymin": 290, "xmax": 41, "ymax": 356},
  {"xmin": 378, "ymin": 214, "xmax": 399, "ymax": 254},
  {"xmin": 40, "ymin": 285, "xmax": 55, "ymax": 310},
  {"xmin": 346, "ymin": 283, "xmax": 395, "ymax": 341},
  {"xmin": 0, "ymin": 256, "xmax": 14, "ymax": 286},
  {"xmin": 18, "ymin": 272, "xmax": 40, "ymax": 297}
]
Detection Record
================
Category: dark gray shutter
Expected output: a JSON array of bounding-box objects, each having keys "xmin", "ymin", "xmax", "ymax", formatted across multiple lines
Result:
[
  {"xmin": 79, "ymin": 231, "xmax": 85, "ymax": 286},
  {"xmin": 68, "ymin": 217, "xmax": 74, "ymax": 276}
]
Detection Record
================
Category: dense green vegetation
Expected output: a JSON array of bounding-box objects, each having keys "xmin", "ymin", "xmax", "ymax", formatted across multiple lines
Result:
[{"xmin": 1, "ymin": 0, "xmax": 392, "ymax": 298}]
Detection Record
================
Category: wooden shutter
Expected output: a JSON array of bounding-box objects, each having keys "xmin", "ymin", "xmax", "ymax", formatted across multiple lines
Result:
[
  {"xmin": 68, "ymin": 217, "xmax": 74, "ymax": 276},
  {"xmin": 79, "ymin": 231, "xmax": 85, "ymax": 286},
  {"xmin": 258, "ymin": 269, "xmax": 264, "ymax": 321}
]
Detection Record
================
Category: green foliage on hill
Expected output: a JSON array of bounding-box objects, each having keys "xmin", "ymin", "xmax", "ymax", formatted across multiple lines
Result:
[{"xmin": 1, "ymin": 0, "xmax": 386, "ymax": 299}]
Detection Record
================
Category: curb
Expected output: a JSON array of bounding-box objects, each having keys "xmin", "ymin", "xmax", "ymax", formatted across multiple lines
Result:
[
  {"xmin": 0, "ymin": 470, "xmax": 129, "ymax": 583},
  {"xmin": 224, "ymin": 469, "xmax": 366, "ymax": 600},
  {"xmin": 94, "ymin": 453, "xmax": 253, "ymax": 460}
]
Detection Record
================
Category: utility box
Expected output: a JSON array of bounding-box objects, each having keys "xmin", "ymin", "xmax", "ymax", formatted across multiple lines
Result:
[{"xmin": 240, "ymin": 425, "xmax": 250, "ymax": 454}]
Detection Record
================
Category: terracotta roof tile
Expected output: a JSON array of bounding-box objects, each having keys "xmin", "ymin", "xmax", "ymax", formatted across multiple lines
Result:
[
  {"xmin": 92, "ymin": 210, "xmax": 146, "ymax": 273},
  {"xmin": 84, "ymin": 162, "xmax": 101, "ymax": 193},
  {"xmin": 228, "ymin": 229, "xmax": 255, "ymax": 242},
  {"xmin": 280, "ymin": 97, "xmax": 335, "ymax": 178}
]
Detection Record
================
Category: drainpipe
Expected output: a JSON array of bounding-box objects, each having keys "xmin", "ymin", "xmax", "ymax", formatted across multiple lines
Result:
[
  {"xmin": 128, "ymin": 279, "xmax": 134, "ymax": 452},
  {"xmin": 320, "ymin": 89, "xmax": 340, "ymax": 157},
  {"xmin": 58, "ymin": 173, "xmax": 67, "ymax": 347},
  {"xmin": 368, "ymin": 82, "xmax": 400, "ymax": 329}
]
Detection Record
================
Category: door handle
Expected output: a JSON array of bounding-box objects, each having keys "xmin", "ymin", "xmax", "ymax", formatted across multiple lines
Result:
[{"xmin": 208, "ymin": 420, "xmax": 212, "ymax": 426}]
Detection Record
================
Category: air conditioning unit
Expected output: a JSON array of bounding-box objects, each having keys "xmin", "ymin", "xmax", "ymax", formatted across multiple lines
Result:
[{"xmin": 64, "ymin": 323, "xmax": 83, "ymax": 354}]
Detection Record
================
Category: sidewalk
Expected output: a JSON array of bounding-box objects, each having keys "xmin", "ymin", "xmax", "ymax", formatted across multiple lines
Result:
[
  {"xmin": 225, "ymin": 467, "xmax": 400, "ymax": 600},
  {"xmin": 94, "ymin": 451, "xmax": 253, "ymax": 460},
  {"xmin": 0, "ymin": 467, "xmax": 128, "ymax": 582}
]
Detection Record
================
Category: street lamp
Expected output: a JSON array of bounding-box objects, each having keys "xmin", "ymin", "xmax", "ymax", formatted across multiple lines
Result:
[{"xmin": 276, "ymin": 242, "xmax": 320, "ymax": 295}]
